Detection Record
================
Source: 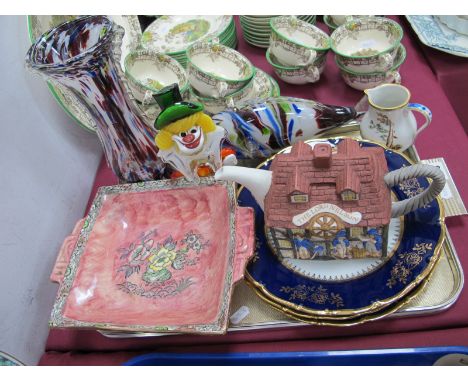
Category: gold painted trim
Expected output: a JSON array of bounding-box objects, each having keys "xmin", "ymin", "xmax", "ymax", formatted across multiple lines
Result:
[
  {"xmin": 241, "ymin": 136, "xmax": 446, "ymax": 318},
  {"xmin": 394, "ymin": 229, "xmax": 463, "ymax": 317},
  {"xmin": 245, "ymin": 246, "xmax": 440, "ymax": 322},
  {"xmin": 364, "ymin": 83, "xmax": 411, "ymax": 111},
  {"xmin": 245, "ymin": 257, "xmax": 439, "ymax": 326}
]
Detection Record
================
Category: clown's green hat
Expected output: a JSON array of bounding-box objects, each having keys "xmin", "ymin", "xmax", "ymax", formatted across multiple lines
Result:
[{"xmin": 153, "ymin": 83, "xmax": 204, "ymax": 130}]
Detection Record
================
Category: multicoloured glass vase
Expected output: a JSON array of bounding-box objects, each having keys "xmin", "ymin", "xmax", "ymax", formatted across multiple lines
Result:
[{"xmin": 25, "ymin": 15, "xmax": 164, "ymax": 182}]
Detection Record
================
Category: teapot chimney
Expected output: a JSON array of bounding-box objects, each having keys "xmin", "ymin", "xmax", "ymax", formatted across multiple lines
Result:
[{"xmin": 313, "ymin": 143, "xmax": 332, "ymax": 168}]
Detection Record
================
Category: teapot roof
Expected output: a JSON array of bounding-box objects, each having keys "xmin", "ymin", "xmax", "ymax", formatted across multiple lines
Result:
[{"xmin": 264, "ymin": 139, "xmax": 392, "ymax": 229}]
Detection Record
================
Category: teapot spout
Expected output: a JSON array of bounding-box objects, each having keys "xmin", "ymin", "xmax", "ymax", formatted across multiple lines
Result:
[{"xmin": 215, "ymin": 166, "xmax": 272, "ymax": 211}]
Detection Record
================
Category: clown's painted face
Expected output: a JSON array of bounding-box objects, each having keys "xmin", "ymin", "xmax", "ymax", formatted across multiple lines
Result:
[{"xmin": 172, "ymin": 125, "xmax": 205, "ymax": 155}]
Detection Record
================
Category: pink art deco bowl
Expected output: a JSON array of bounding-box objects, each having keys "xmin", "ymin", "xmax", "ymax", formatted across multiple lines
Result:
[{"xmin": 49, "ymin": 177, "xmax": 254, "ymax": 335}]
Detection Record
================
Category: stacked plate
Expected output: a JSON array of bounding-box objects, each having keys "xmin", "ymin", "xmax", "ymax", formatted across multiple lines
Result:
[
  {"xmin": 140, "ymin": 15, "xmax": 237, "ymax": 67},
  {"xmin": 240, "ymin": 15, "xmax": 316, "ymax": 48},
  {"xmin": 239, "ymin": 138, "xmax": 445, "ymax": 326}
]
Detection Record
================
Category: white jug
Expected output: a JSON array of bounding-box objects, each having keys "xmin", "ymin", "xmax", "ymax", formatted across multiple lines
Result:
[{"xmin": 360, "ymin": 84, "xmax": 432, "ymax": 151}]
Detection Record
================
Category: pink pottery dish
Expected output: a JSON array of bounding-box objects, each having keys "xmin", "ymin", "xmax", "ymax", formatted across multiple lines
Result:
[{"xmin": 49, "ymin": 177, "xmax": 254, "ymax": 334}]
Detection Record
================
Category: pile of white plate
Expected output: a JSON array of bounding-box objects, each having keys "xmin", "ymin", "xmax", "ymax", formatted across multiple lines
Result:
[
  {"xmin": 140, "ymin": 15, "xmax": 237, "ymax": 67},
  {"xmin": 240, "ymin": 15, "xmax": 316, "ymax": 48}
]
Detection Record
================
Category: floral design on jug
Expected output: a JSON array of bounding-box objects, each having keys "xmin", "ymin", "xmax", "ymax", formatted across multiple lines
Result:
[
  {"xmin": 368, "ymin": 112, "xmax": 401, "ymax": 150},
  {"xmin": 116, "ymin": 230, "xmax": 209, "ymax": 299}
]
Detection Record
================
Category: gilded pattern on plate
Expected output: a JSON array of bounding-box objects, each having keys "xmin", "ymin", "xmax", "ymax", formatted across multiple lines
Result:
[
  {"xmin": 386, "ymin": 243, "xmax": 433, "ymax": 288},
  {"xmin": 279, "ymin": 284, "xmax": 345, "ymax": 307}
]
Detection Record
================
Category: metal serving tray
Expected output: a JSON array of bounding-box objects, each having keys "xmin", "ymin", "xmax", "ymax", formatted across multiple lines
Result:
[{"xmin": 99, "ymin": 124, "xmax": 464, "ymax": 338}]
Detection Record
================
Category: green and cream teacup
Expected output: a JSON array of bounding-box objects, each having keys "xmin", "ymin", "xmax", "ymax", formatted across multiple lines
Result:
[
  {"xmin": 124, "ymin": 51, "xmax": 188, "ymax": 104},
  {"xmin": 337, "ymin": 44, "xmax": 406, "ymax": 91},
  {"xmin": 269, "ymin": 16, "xmax": 330, "ymax": 67},
  {"xmin": 188, "ymin": 74, "xmax": 255, "ymax": 112},
  {"xmin": 331, "ymin": 17, "xmax": 403, "ymax": 73},
  {"xmin": 186, "ymin": 39, "xmax": 255, "ymax": 98},
  {"xmin": 266, "ymin": 48, "xmax": 327, "ymax": 85}
]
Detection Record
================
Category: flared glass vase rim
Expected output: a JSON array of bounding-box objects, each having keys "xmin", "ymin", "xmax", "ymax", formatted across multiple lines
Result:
[{"xmin": 25, "ymin": 15, "xmax": 121, "ymax": 73}]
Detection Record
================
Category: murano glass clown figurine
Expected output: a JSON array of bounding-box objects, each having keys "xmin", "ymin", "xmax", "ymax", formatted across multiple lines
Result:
[{"xmin": 153, "ymin": 84, "xmax": 236, "ymax": 181}]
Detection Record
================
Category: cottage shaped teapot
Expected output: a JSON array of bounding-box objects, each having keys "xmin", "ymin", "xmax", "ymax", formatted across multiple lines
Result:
[{"xmin": 215, "ymin": 138, "xmax": 445, "ymax": 260}]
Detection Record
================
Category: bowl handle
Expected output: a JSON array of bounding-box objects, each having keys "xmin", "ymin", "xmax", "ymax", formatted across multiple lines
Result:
[
  {"xmin": 301, "ymin": 49, "xmax": 317, "ymax": 66},
  {"xmin": 50, "ymin": 219, "xmax": 86, "ymax": 283},
  {"xmin": 384, "ymin": 164, "xmax": 446, "ymax": 218},
  {"xmin": 306, "ymin": 65, "xmax": 320, "ymax": 83},
  {"xmin": 216, "ymin": 81, "xmax": 229, "ymax": 98},
  {"xmin": 385, "ymin": 70, "xmax": 401, "ymax": 84},
  {"xmin": 232, "ymin": 207, "xmax": 256, "ymax": 284},
  {"xmin": 378, "ymin": 52, "xmax": 393, "ymax": 71}
]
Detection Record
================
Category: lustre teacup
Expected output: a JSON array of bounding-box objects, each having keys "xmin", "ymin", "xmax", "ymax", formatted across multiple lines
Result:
[
  {"xmin": 124, "ymin": 50, "xmax": 188, "ymax": 104},
  {"xmin": 331, "ymin": 17, "xmax": 403, "ymax": 73},
  {"xmin": 266, "ymin": 48, "xmax": 326, "ymax": 85},
  {"xmin": 337, "ymin": 44, "xmax": 406, "ymax": 91},
  {"xmin": 186, "ymin": 40, "xmax": 255, "ymax": 98},
  {"xmin": 270, "ymin": 16, "xmax": 330, "ymax": 67}
]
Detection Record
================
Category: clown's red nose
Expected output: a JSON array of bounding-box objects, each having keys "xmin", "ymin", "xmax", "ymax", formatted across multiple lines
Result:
[{"xmin": 182, "ymin": 134, "xmax": 195, "ymax": 143}]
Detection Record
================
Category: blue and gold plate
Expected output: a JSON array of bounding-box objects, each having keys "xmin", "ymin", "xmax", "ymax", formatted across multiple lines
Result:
[{"xmin": 238, "ymin": 138, "xmax": 445, "ymax": 318}]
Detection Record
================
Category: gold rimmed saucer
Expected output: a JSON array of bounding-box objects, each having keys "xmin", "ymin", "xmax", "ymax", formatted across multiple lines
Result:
[
  {"xmin": 240, "ymin": 137, "xmax": 446, "ymax": 320},
  {"xmin": 244, "ymin": 249, "xmax": 442, "ymax": 325}
]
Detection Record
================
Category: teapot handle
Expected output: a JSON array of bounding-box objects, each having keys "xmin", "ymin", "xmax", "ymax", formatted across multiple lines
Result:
[{"xmin": 384, "ymin": 164, "xmax": 446, "ymax": 218}]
